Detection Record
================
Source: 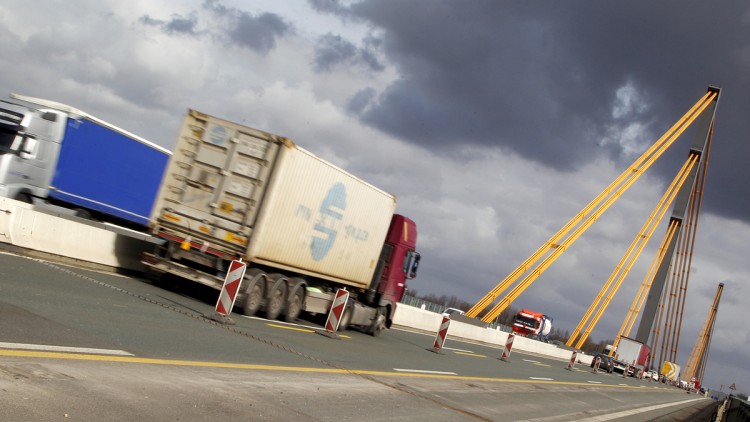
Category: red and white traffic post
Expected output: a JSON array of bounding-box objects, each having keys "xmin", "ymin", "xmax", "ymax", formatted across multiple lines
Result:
[
  {"xmin": 566, "ymin": 351, "xmax": 577, "ymax": 371},
  {"xmin": 210, "ymin": 259, "xmax": 247, "ymax": 324},
  {"xmin": 591, "ymin": 355, "xmax": 601, "ymax": 373},
  {"xmin": 318, "ymin": 288, "xmax": 350, "ymax": 339},
  {"xmin": 500, "ymin": 332, "xmax": 515, "ymax": 362},
  {"xmin": 429, "ymin": 315, "xmax": 451, "ymax": 354}
]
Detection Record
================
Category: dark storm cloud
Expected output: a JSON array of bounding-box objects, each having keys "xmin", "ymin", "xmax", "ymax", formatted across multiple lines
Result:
[
  {"xmin": 313, "ymin": 33, "xmax": 384, "ymax": 72},
  {"xmin": 321, "ymin": 0, "xmax": 750, "ymax": 222},
  {"xmin": 139, "ymin": 14, "xmax": 199, "ymax": 36},
  {"xmin": 203, "ymin": 0, "xmax": 289, "ymax": 54}
]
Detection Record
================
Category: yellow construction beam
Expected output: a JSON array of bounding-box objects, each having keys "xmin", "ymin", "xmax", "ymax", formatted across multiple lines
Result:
[
  {"xmin": 466, "ymin": 91, "xmax": 717, "ymax": 319},
  {"xmin": 683, "ymin": 283, "xmax": 723, "ymax": 381},
  {"xmin": 572, "ymin": 154, "xmax": 699, "ymax": 349},
  {"xmin": 478, "ymin": 94, "xmax": 715, "ymax": 324}
]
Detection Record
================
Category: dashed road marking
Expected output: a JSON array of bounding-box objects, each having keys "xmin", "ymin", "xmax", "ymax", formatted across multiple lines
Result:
[{"xmin": 0, "ymin": 342, "xmax": 133, "ymax": 356}]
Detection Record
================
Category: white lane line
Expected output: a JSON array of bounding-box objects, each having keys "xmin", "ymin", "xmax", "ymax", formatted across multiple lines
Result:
[
  {"xmin": 0, "ymin": 342, "xmax": 134, "ymax": 356},
  {"xmin": 577, "ymin": 398, "xmax": 704, "ymax": 421},
  {"xmin": 587, "ymin": 381, "xmax": 603, "ymax": 384},
  {"xmin": 523, "ymin": 359, "xmax": 540, "ymax": 363},
  {"xmin": 393, "ymin": 368, "xmax": 458, "ymax": 375},
  {"xmin": 529, "ymin": 377, "xmax": 554, "ymax": 381},
  {"xmin": 618, "ymin": 383, "xmax": 628, "ymax": 386},
  {"xmin": 443, "ymin": 346, "xmax": 474, "ymax": 353}
]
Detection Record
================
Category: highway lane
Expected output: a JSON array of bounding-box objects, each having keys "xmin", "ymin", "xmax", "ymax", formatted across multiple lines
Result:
[{"xmin": 0, "ymin": 250, "xmax": 716, "ymax": 421}]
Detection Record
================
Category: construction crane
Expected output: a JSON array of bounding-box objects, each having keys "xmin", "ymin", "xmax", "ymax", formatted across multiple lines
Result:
[
  {"xmin": 681, "ymin": 283, "xmax": 723, "ymax": 384},
  {"xmin": 466, "ymin": 87, "xmax": 720, "ymax": 330}
]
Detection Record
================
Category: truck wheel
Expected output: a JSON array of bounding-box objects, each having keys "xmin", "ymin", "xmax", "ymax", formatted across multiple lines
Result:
[
  {"xmin": 265, "ymin": 275, "xmax": 287, "ymax": 321},
  {"xmin": 337, "ymin": 305, "xmax": 352, "ymax": 332},
  {"xmin": 242, "ymin": 269, "xmax": 266, "ymax": 316},
  {"xmin": 368, "ymin": 314, "xmax": 386, "ymax": 337},
  {"xmin": 283, "ymin": 287, "xmax": 304, "ymax": 323},
  {"xmin": 14, "ymin": 192, "xmax": 33, "ymax": 204}
]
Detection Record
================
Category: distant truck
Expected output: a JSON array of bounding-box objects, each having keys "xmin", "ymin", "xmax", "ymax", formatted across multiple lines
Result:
[
  {"xmin": 611, "ymin": 337, "xmax": 650, "ymax": 377},
  {"xmin": 143, "ymin": 110, "xmax": 421, "ymax": 335},
  {"xmin": 0, "ymin": 94, "xmax": 170, "ymax": 226},
  {"xmin": 512, "ymin": 309, "xmax": 552, "ymax": 340}
]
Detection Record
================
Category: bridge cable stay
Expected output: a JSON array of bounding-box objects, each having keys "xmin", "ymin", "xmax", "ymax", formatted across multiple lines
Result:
[
  {"xmin": 669, "ymin": 125, "xmax": 713, "ymax": 362},
  {"xmin": 695, "ymin": 292, "xmax": 719, "ymax": 384},
  {"xmin": 682, "ymin": 283, "xmax": 723, "ymax": 382},
  {"xmin": 567, "ymin": 153, "xmax": 700, "ymax": 349},
  {"xmin": 635, "ymin": 87, "xmax": 720, "ymax": 351},
  {"xmin": 465, "ymin": 90, "xmax": 718, "ymax": 321},
  {"xmin": 611, "ymin": 220, "xmax": 679, "ymax": 349},
  {"xmin": 568, "ymin": 158, "xmax": 695, "ymax": 349},
  {"xmin": 650, "ymin": 127, "xmax": 714, "ymax": 370},
  {"xmin": 472, "ymin": 92, "xmax": 718, "ymax": 324}
]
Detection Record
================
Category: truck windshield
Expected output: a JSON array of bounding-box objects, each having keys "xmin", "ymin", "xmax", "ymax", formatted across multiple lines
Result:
[
  {"xmin": 515, "ymin": 315, "xmax": 539, "ymax": 328},
  {"xmin": 0, "ymin": 128, "xmax": 19, "ymax": 154}
]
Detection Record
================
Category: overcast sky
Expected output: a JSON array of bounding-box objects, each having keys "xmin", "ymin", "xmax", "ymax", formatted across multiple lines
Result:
[{"xmin": 1, "ymin": 0, "xmax": 747, "ymax": 392}]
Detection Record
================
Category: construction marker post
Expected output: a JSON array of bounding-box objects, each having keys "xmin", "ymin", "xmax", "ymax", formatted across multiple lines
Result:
[
  {"xmin": 318, "ymin": 288, "xmax": 349, "ymax": 339},
  {"xmin": 429, "ymin": 315, "xmax": 451, "ymax": 354},
  {"xmin": 566, "ymin": 351, "xmax": 578, "ymax": 371},
  {"xmin": 500, "ymin": 332, "xmax": 515, "ymax": 362},
  {"xmin": 592, "ymin": 356, "xmax": 601, "ymax": 373},
  {"xmin": 209, "ymin": 259, "xmax": 247, "ymax": 325}
]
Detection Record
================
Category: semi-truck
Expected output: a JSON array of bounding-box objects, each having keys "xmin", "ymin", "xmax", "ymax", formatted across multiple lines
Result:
[
  {"xmin": 512, "ymin": 309, "xmax": 553, "ymax": 340},
  {"xmin": 0, "ymin": 94, "xmax": 170, "ymax": 226},
  {"xmin": 143, "ymin": 110, "xmax": 421, "ymax": 335},
  {"xmin": 611, "ymin": 336, "xmax": 651, "ymax": 376}
]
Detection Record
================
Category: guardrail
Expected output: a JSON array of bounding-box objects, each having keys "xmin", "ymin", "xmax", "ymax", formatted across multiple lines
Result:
[
  {"xmin": 722, "ymin": 396, "xmax": 750, "ymax": 422},
  {"xmin": 393, "ymin": 302, "xmax": 592, "ymax": 364}
]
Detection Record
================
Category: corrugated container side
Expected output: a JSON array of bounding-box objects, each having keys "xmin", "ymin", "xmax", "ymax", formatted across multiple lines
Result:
[
  {"xmin": 150, "ymin": 110, "xmax": 284, "ymax": 254},
  {"xmin": 50, "ymin": 117, "xmax": 169, "ymax": 225},
  {"xmin": 248, "ymin": 144, "xmax": 396, "ymax": 289},
  {"xmin": 151, "ymin": 109, "xmax": 396, "ymax": 289}
]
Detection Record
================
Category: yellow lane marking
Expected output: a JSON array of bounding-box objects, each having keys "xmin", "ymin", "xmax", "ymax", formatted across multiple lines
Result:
[
  {"xmin": 533, "ymin": 363, "xmax": 551, "ymax": 367},
  {"xmin": 454, "ymin": 351, "xmax": 487, "ymax": 358},
  {"xmin": 265, "ymin": 323, "xmax": 349, "ymax": 338},
  {"xmin": 0, "ymin": 349, "xmax": 673, "ymax": 391},
  {"xmin": 266, "ymin": 323, "xmax": 315, "ymax": 333}
]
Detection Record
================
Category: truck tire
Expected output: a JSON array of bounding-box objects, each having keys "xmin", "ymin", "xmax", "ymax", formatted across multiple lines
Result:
[
  {"xmin": 265, "ymin": 274, "xmax": 287, "ymax": 321},
  {"xmin": 337, "ymin": 304, "xmax": 352, "ymax": 332},
  {"xmin": 14, "ymin": 192, "xmax": 33, "ymax": 204},
  {"xmin": 368, "ymin": 313, "xmax": 386, "ymax": 337},
  {"xmin": 242, "ymin": 269, "xmax": 266, "ymax": 316},
  {"xmin": 283, "ymin": 286, "xmax": 304, "ymax": 323}
]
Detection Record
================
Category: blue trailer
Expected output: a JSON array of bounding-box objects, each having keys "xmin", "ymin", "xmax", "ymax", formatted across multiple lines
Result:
[{"xmin": 0, "ymin": 94, "xmax": 170, "ymax": 226}]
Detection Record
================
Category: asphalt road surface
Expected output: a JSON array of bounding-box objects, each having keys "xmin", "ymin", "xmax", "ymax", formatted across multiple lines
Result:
[{"xmin": 0, "ymin": 250, "xmax": 718, "ymax": 421}]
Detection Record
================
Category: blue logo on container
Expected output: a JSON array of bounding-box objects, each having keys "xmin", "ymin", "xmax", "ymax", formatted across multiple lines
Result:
[
  {"xmin": 311, "ymin": 183, "xmax": 346, "ymax": 261},
  {"xmin": 208, "ymin": 124, "xmax": 229, "ymax": 145}
]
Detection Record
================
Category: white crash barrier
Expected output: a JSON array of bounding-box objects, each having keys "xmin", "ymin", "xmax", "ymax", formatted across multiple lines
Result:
[
  {"xmin": 0, "ymin": 197, "xmax": 151, "ymax": 272},
  {"xmin": 393, "ymin": 302, "xmax": 592, "ymax": 364}
]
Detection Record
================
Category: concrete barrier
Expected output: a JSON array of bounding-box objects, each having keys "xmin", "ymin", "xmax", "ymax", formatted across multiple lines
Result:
[
  {"xmin": 0, "ymin": 197, "xmax": 153, "ymax": 272},
  {"xmin": 393, "ymin": 302, "xmax": 592, "ymax": 363}
]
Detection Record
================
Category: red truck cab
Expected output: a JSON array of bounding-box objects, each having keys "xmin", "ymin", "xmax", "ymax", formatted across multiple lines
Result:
[{"xmin": 370, "ymin": 214, "xmax": 420, "ymax": 325}]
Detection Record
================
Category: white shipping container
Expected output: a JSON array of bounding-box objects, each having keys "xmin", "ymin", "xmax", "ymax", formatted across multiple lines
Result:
[
  {"xmin": 151, "ymin": 110, "xmax": 396, "ymax": 290},
  {"xmin": 615, "ymin": 337, "xmax": 643, "ymax": 365},
  {"xmin": 248, "ymin": 145, "xmax": 396, "ymax": 288}
]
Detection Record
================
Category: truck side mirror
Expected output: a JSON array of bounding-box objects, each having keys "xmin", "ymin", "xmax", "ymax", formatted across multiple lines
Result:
[{"xmin": 408, "ymin": 253, "xmax": 421, "ymax": 279}]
